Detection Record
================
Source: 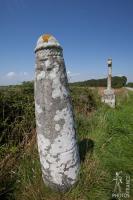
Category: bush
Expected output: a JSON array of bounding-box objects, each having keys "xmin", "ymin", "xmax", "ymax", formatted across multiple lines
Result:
[
  {"xmin": 70, "ymin": 86, "xmax": 101, "ymax": 114},
  {"xmin": 0, "ymin": 82, "xmax": 35, "ymax": 146},
  {"xmin": 70, "ymin": 76, "xmax": 127, "ymax": 88},
  {"xmin": 126, "ymin": 82, "xmax": 133, "ymax": 87}
]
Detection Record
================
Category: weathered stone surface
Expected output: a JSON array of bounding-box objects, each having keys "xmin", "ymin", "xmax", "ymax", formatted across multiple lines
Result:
[
  {"xmin": 102, "ymin": 89, "xmax": 115, "ymax": 108},
  {"xmin": 34, "ymin": 34, "xmax": 80, "ymax": 191},
  {"xmin": 102, "ymin": 58, "xmax": 115, "ymax": 108}
]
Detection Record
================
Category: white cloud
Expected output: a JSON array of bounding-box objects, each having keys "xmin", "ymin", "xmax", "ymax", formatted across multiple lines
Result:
[
  {"xmin": 6, "ymin": 71, "xmax": 16, "ymax": 78},
  {"xmin": 0, "ymin": 71, "xmax": 32, "ymax": 86},
  {"xmin": 19, "ymin": 72, "xmax": 28, "ymax": 76},
  {"xmin": 67, "ymin": 70, "xmax": 71, "ymax": 75},
  {"xmin": 116, "ymin": 74, "xmax": 124, "ymax": 77},
  {"xmin": 67, "ymin": 70, "xmax": 80, "ymax": 83},
  {"xmin": 71, "ymin": 73, "xmax": 80, "ymax": 77},
  {"xmin": 23, "ymin": 72, "xmax": 28, "ymax": 76},
  {"xmin": 6, "ymin": 71, "xmax": 29, "ymax": 79},
  {"xmin": 67, "ymin": 70, "xmax": 80, "ymax": 77}
]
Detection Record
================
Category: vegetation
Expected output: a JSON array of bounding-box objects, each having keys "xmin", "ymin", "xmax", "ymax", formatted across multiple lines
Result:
[
  {"xmin": 70, "ymin": 76, "xmax": 127, "ymax": 88},
  {"xmin": 126, "ymin": 82, "xmax": 133, "ymax": 88},
  {"xmin": 0, "ymin": 82, "xmax": 35, "ymax": 146},
  {"xmin": 0, "ymin": 82, "xmax": 133, "ymax": 200}
]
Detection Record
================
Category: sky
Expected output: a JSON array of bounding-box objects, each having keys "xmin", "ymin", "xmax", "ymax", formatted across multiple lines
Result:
[{"xmin": 0, "ymin": 0, "xmax": 133, "ymax": 85}]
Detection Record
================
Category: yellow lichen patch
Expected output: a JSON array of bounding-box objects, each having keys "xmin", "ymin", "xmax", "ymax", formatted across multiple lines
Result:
[{"xmin": 42, "ymin": 34, "xmax": 51, "ymax": 42}]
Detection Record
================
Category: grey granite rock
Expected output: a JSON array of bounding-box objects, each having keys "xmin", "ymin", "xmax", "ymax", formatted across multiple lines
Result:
[{"xmin": 34, "ymin": 34, "xmax": 80, "ymax": 191}]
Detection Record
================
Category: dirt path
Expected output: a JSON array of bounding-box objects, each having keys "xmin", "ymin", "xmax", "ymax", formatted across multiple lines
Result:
[{"xmin": 125, "ymin": 87, "xmax": 133, "ymax": 91}]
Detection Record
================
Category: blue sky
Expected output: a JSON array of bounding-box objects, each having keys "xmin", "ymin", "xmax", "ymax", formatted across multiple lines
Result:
[{"xmin": 0, "ymin": 0, "xmax": 133, "ymax": 85}]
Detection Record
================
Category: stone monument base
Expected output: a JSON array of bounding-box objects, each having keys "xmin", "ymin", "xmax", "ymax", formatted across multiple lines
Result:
[{"xmin": 101, "ymin": 89, "xmax": 115, "ymax": 108}]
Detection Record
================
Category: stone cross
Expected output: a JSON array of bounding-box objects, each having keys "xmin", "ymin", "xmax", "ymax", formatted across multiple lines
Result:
[
  {"xmin": 102, "ymin": 58, "xmax": 115, "ymax": 108},
  {"xmin": 107, "ymin": 58, "xmax": 112, "ymax": 90},
  {"xmin": 34, "ymin": 34, "xmax": 80, "ymax": 191}
]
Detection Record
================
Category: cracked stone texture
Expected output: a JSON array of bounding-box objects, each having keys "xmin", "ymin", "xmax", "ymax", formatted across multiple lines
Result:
[{"xmin": 34, "ymin": 34, "xmax": 80, "ymax": 191}]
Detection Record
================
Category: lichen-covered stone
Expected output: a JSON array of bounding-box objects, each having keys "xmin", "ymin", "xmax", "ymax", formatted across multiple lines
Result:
[{"xmin": 34, "ymin": 34, "xmax": 80, "ymax": 191}]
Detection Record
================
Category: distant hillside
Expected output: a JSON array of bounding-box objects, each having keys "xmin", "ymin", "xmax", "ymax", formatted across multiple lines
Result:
[
  {"xmin": 1, "ymin": 78, "xmax": 132, "ymax": 88},
  {"xmin": 70, "ymin": 76, "xmax": 127, "ymax": 88}
]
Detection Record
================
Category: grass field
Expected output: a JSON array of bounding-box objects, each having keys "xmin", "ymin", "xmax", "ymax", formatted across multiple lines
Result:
[{"xmin": 0, "ymin": 83, "xmax": 133, "ymax": 200}]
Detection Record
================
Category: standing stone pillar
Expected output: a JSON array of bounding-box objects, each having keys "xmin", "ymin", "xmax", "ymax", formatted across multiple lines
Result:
[
  {"xmin": 102, "ymin": 58, "xmax": 115, "ymax": 108},
  {"xmin": 107, "ymin": 58, "xmax": 112, "ymax": 90},
  {"xmin": 34, "ymin": 34, "xmax": 80, "ymax": 191}
]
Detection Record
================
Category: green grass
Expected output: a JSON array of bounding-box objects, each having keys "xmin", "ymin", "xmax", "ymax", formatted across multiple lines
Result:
[{"xmin": 0, "ymin": 84, "xmax": 133, "ymax": 200}]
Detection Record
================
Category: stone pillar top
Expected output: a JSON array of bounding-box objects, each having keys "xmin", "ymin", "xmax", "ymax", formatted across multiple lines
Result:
[
  {"xmin": 35, "ymin": 34, "xmax": 62, "ymax": 52},
  {"xmin": 107, "ymin": 58, "xmax": 112, "ymax": 66}
]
